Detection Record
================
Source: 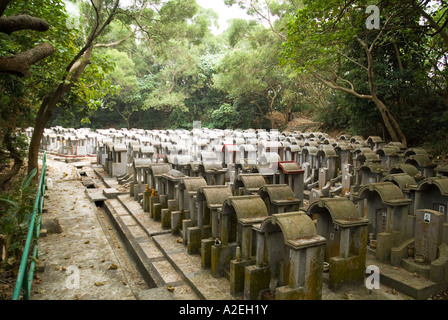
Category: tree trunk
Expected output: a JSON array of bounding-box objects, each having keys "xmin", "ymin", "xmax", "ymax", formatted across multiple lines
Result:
[
  {"xmin": 28, "ymin": 47, "xmax": 93, "ymax": 174},
  {"xmin": 364, "ymin": 36, "xmax": 407, "ymax": 147},
  {"xmin": 372, "ymin": 96, "xmax": 399, "ymax": 142},
  {"xmin": 28, "ymin": 86, "xmax": 70, "ymax": 174}
]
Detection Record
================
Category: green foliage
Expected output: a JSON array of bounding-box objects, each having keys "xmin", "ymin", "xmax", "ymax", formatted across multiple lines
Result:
[
  {"xmin": 28, "ymin": 0, "xmax": 448, "ymax": 154},
  {"xmin": 210, "ymin": 103, "xmax": 239, "ymax": 129},
  {"xmin": 0, "ymin": 0, "xmax": 77, "ymax": 141},
  {"xmin": 0, "ymin": 168, "xmax": 38, "ymax": 266},
  {"xmin": 279, "ymin": 0, "xmax": 448, "ymax": 147}
]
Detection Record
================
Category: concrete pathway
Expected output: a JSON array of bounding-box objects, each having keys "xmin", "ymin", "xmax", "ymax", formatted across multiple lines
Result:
[{"xmin": 31, "ymin": 155, "xmax": 138, "ymax": 300}]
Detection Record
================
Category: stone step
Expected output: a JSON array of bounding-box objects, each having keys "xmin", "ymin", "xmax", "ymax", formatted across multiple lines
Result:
[
  {"xmin": 104, "ymin": 195, "xmax": 233, "ymax": 300},
  {"xmin": 366, "ymin": 255, "xmax": 443, "ymax": 300}
]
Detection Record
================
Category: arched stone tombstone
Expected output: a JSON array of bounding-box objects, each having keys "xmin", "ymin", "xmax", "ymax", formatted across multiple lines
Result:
[
  {"xmin": 236, "ymin": 144, "xmax": 257, "ymax": 175},
  {"xmin": 159, "ymin": 169, "xmax": 185, "ymax": 229},
  {"xmin": 403, "ymin": 147, "xmax": 429, "ymax": 159},
  {"xmin": 233, "ymin": 173, "xmax": 266, "ymax": 196},
  {"xmin": 140, "ymin": 145, "xmax": 155, "ymax": 159},
  {"xmin": 355, "ymin": 182, "xmax": 412, "ymax": 263},
  {"xmin": 366, "ymin": 135, "xmax": 384, "ymax": 151},
  {"xmin": 186, "ymin": 185, "xmax": 232, "ymax": 255},
  {"xmin": 186, "ymin": 161, "xmax": 201, "ymax": 177},
  {"xmin": 341, "ymin": 163, "xmax": 354, "ymax": 196},
  {"xmin": 246, "ymin": 212, "xmax": 326, "ymax": 300},
  {"xmin": 404, "ymin": 154, "xmax": 437, "ymax": 179},
  {"xmin": 222, "ymin": 143, "xmax": 239, "ymax": 167},
  {"xmin": 75, "ymin": 135, "xmax": 87, "ymax": 156},
  {"xmin": 127, "ymin": 140, "xmax": 139, "ymax": 164},
  {"xmin": 130, "ymin": 144, "xmax": 141, "ymax": 163},
  {"xmin": 198, "ymin": 161, "xmax": 227, "ymax": 186},
  {"xmin": 172, "ymin": 154, "xmax": 192, "ymax": 175},
  {"xmin": 258, "ymin": 184, "xmax": 301, "ymax": 215},
  {"xmin": 252, "ymin": 164, "xmax": 278, "ymax": 185},
  {"xmin": 284, "ymin": 144, "xmax": 301, "ymax": 163},
  {"xmin": 352, "ymin": 163, "xmax": 387, "ymax": 193},
  {"xmin": 277, "ymin": 161, "xmax": 305, "ymax": 206},
  {"xmin": 177, "ymin": 176, "xmax": 207, "ymax": 238},
  {"xmin": 213, "ymin": 196, "xmax": 268, "ymax": 286},
  {"xmin": 111, "ymin": 144, "xmax": 127, "ymax": 177},
  {"xmin": 161, "ymin": 169, "xmax": 185, "ymax": 200},
  {"xmin": 316, "ymin": 147, "xmax": 338, "ymax": 180},
  {"xmin": 146, "ymin": 163, "xmax": 172, "ymax": 221},
  {"xmin": 148, "ymin": 163, "xmax": 171, "ymax": 194},
  {"xmin": 353, "ymin": 150, "xmax": 381, "ymax": 168},
  {"xmin": 376, "ymin": 146, "xmax": 400, "ymax": 170},
  {"xmin": 414, "ymin": 177, "xmax": 448, "ymax": 223},
  {"xmin": 258, "ymin": 152, "xmax": 281, "ymax": 184},
  {"xmin": 259, "ymin": 140, "xmax": 284, "ymax": 162},
  {"xmin": 334, "ymin": 143, "xmax": 353, "ymax": 173},
  {"xmin": 301, "ymin": 146, "xmax": 319, "ymax": 172},
  {"xmin": 436, "ymin": 166, "xmax": 448, "ymax": 178},
  {"xmin": 221, "ymin": 144, "xmax": 239, "ymax": 184},
  {"xmin": 389, "ymin": 163, "xmax": 421, "ymax": 180},
  {"xmin": 381, "ymin": 173, "xmax": 418, "ymax": 220},
  {"xmin": 307, "ymin": 198, "xmax": 369, "ymax": 290},
  {"xmin": 132, "ymin": 158, "xmax": 152, "ymax": 200}
]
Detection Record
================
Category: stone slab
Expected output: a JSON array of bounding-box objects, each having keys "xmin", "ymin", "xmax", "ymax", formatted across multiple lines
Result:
[
  {"xmin": 152, "ymin": 233, "xmax": 234, "ymax": 300},
  {"xmin": 103, "ymin": 188, "xmax": 129, "ymax": 199},
  {"xmin": 85, "ymin": 189, "xmax": 107, "ymax": 202}
]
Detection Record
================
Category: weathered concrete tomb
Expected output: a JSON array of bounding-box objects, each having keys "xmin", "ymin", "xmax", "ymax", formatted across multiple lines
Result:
[{"xmin": 37, "ymin": 125, "xmax": 448, "ymax": 300}]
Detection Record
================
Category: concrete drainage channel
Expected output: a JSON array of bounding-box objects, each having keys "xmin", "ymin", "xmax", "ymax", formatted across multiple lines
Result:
[{"xmin": 74, "ymin": 161, "xmax": 203, "ymax": 300}]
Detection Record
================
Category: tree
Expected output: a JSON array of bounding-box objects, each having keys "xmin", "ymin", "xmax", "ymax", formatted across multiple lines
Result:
[
  {"xmin": 409, "ymin": 1, "xmax": 448, "ymax": 108},
  {"xmin": 280, "ymin": 0, "xmax": 448, "ymax": 146},
  {"xmin": 138, "ymin": 3, "xmax": 224, "ymax": 125},
  {"xmin": 213, "ymin": 17, "xmax": 296, "ymax": 129},
  {"xmin": 0, "ymin": 0, "xmax": 74, "ymax": 187},
  {"xmin": 102, "ymin": 49, "xmax": 139, "ymax": 129},
  {"xmin": 0, "ymin": 0, "xmax": 56, "ymax": 77},
  {"xmin": 26, "ymin": 0, "xmax": 129, "ymax": 174}
]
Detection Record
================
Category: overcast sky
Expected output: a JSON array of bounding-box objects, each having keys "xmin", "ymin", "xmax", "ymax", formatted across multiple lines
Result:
[{"xmin": 195, "ymin": 0, "xmax": 250, "ymax": 34}]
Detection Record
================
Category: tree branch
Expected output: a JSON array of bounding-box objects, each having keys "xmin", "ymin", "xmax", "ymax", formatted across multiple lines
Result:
[
  {"xmin": 0, "ymin": 14, "xmax": 49, "ymax": 35},
  {"xmin": 0, "ymin": 42, "xmax": 55, "ymax": 76},
  {"xmin": 313, "ymin": 73, "xmax": 373, "ymax": 100},
  {"xmin": 338, "ymin": 49, "xmax": 368, "ymax": 71},
  {"xmin": 94, "ymin": 27, "xmax": 137, "ymax": 48},
  {"xmin": 66, "ymin": 0, "xmax": 119, "ymax": 74}
]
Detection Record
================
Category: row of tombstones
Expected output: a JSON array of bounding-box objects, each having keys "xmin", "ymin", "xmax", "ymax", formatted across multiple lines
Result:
[
  {"xmin": 110, "ymin": 131, "xmax": 448, "ymax": 300},
  {"xmin": 37, "ymin": 126, "xmax": 448, "ymax": 299}
]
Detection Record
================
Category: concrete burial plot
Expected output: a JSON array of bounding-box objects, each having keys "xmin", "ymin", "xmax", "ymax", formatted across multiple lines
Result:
[
  {"xmin": 258, "ymin": 184, "xmax": 301, "ymax": 214},
  {"xmin": 234, "ymin": 173, "xmax": 266, "ymax": 196},
  {"xmin": 186, "ymin": 186, "xmax": 233, "ymax": 255},
  {"xmin": 214, "ymin": 195, "xmax": 269, "ymax": 283},
  {"xmin": 307, "ymin": 198, "xmax": 369, "ymax": 290},
  {"xmin": 178, "ymin": 177, "xmax": 207, "ymax": 238},
  {"xmin": 355, "ymin": 182, "xmax": 412, "ymax": 263},
  {"xmin": 247, "ymin": 212, "xmax": 326, "ymax": 300},
  {"xmin": 414, "ymin": 177, "xmax": 448, "ymax": 222}
]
